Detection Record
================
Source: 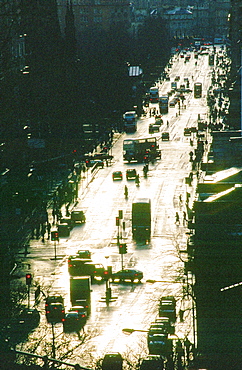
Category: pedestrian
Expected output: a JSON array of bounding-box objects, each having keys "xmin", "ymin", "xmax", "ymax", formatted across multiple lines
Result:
[
  {"xmin": 52, "ymin": 208, "xmax": 56, "ymax": 224},
  {"xmin": 183, "ymin": 211, "xmax": 187, "ymax": 225},
  {"xmin": 41, "ymin": 223, "xmax": 46, "ymax": 242},
  {"xmin": 47, "ymin": 222, "xmax": 51, "ymax": 239},
  {"xmin": 175, "ymin": 212, "xmax": 180, "ymax": 224}
]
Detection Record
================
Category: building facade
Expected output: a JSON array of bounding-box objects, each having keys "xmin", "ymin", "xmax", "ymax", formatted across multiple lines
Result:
[{"xmin": 57, "ymin": 0, "xmax": 131, "ymax": 41}]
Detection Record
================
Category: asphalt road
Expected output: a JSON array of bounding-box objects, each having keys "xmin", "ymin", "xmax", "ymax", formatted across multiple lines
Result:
[{"xmin": 15, "ymin": 46, "xmax": 216, "ymax": 368}]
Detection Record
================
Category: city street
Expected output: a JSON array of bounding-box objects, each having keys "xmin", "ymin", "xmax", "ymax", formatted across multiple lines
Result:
[{"xmin": 16, "ymin": 46, "xmax": 215, "ymax": 368}]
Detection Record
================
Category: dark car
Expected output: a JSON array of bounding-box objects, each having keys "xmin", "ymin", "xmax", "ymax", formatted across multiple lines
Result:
[
  {"xmin": 161, "ymin": 132, "xmax": 169, "ymax": 141},
  {"xmin": 147, "ymin": 333, "xmax": 169, "ymax": 355},
  {"xmin": 102, "ymin": 353, "xmax": 123, "ymax": 370},
  {"xmin": 17, "ymin": 308, "xmax": 40, "ymax": 330},
  {"xmin": 149, "ymin": 124, "xmax": 160, "ymax": 133},
  {"xmin": 63, "ymin": 311, "xmax": 83, "ymax": 333},
  {"xmin": 69, "ymin": 306, "xmax": 87, "ymax": 325},
  {"xmin": 111, "ymin": 269, "xmax": 143, "ymax": 283},
  {"xmin": 184, "ymin": 127, "xmax": 191, "ymax": 136},
  {"xmin": 159, "ymin": 296, "xmax": 176, "ymax": 323},
  {"xmin": 126, "ymin": 169, "xmax": 137, "ymax": 180},
  {"xmin": 68, "ymin": 258, "xmax": 105, "ymax": 279},
  {"xmin": 71, "ymin": 210, "xmax": 86, "ymax": 223},
  {"xmin": 148, "ymin": 322, "xmax": 169, "ymax": 336},
  {"xmin": 112, "ymin": 171, "xmax": 123, "ymax": 180},
  {"xmin": 46, "ymin": 302, "xmax": 65, "ymax": 324},
  {"xmin": 77, "ymin": 249, "xmax": 92, "ymax": 259},
  {"xmin": 74, "ymin": 298, "xmax": 91, "ymax": 315},
  {"xmin": 139, "ymin": 355, "xmax": 164, "ymax": 370},
  {"xmin": 155, "ymin": 317, "xmax": 175, "ymax": 335}
]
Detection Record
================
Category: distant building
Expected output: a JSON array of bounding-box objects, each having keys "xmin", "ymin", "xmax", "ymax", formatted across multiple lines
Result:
[
  {"xmin": 57, "ymin": 0, "xmax": 132, "ymax": 43},
  {"xmin": 163, "ymin": 7, "xmax": 193, "ymax": 39}
]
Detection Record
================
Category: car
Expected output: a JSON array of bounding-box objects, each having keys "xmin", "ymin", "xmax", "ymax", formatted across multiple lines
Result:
[
  {"xmin": 148, "ymin": 322, "xmax": 169, "ymax": 336},
  {"xmin": 102, "ymin": 353, "xmax": 123, "ymax": 370},
  {"xmin": 70, "ymin": 210, "xmax": 86, "ymax": 223},
  {"xmin": 74, "ymin": 298, "xmax": 91, "ymax": 315},
  {"xmin": 175, "ymin": 75, "xmax": 180, "ymax": 81},
  {"xmin": 184, "ymin": 127, "xmax": 191, "ymax": 136},
  {"xmin": 111, "ymin": 269, "xmax": 143, "ymax": 282},
  {"xmin": 77, "ymin": 249, "xmax": 92, "ymax": 259},
  {"xmin": 46, "ymin": 302, "xmax": 65, "ymax": 323},
  {"xmin": 139, "ymin": 355, "xmax": 164, "ymax": 370},
  {"xmin": 155, "ymin": 317, "xmax": 175, "ymax": 334},
  {"xmin": 126, "ymin": 169, "xmax": 137, "ymax": 180},
  {"xmin": 92, "ymin": 159, "xmax": 104, "ymax": 168},
  {"xmin": 69, "ymin": 306, "xmax": 87, "ymax": 325},
  {"xmin": 158, "ymin": 296, "xmax": 176, "ymax": 323},
  {"xmin": 112, "ymin": 171, "xmax": 123, "ymax": 180},
  {"xmin": 161, "ymin": 132, "xmax": 169, "ymax": 141},
  {"xmin": 63, "ymin": 311, "xmax": 83, "ymax": 333},
  {"xmin": 169, "ymin": 99, "xmax": 176, "ymax": 107},
  {"xmin": 149, "ymin": 124, "xmax": 160, "ymax": 134},
  {"xmin": 17, "ymin": 308, "xmax": 40, "ymax": 330},
  {"xmin": 155, "ymin": 116, "xmax": 163, "ymax": 126},
  {"xmin": 147, "ymin": 333, "xmax": 169, "ymax": 355},
  {"xmin": 45, "ymin": 295, "xmax": 64, "ymax": 312}
]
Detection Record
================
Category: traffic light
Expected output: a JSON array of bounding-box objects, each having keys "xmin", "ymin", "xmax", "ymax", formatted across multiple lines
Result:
[
  {"xmin": 26, "ymin": 273, "xmax": 32, "ymax": 286},
  {"xmin": 116, "ymin": 217, "xmax": 119, "ymax": 226},
  {"xmin": 51, "ymin": 231, "xmax": 59, "ymax": 241},
  {"xmin": 118, "ymin": 210, "xmax": 123, "ymax": 219},
  {"xmin": 103, "ymin": 266, "xmax": 112, "ymax": 279},
  {"xmin": 119, "ymin": 243, "xmax": 127, "ymax": 254}
]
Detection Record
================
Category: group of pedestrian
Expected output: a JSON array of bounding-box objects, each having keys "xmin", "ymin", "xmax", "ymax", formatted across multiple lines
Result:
[{"xmin": 30, "ymin": 208, "xmax": 52, "ymax": 242}]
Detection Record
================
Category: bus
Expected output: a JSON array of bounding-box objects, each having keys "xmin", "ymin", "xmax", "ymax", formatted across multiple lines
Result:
[
  {"xmin": 132, "ymin": 198, "xmax": 151, "ymax": 241},
  {"xmin": 159, "ymin": 95, "xmax": 169, "ymax": 114},
  {"xmin": 123, "ymin": 137, "xmax": 161, "ymax": 163},
  {"xmin": 149, "ymin": 87, "xmax": 159, "ymax": 103},
  {"xmin": 194, "ymin": 82, "xmax": 202, "ymax": 98},
  {"xmin": 123, "ymin": 111, "xmax": 137, "ymax": 133}
]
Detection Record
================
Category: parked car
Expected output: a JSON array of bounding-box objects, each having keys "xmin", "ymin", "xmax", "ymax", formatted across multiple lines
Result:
[
  {"xmin": 147, "ymin": 333, "xmax": 169, "ymax": 355},
  {"xmin": 126, "ymin": 169, "xmax": 137, "ymax": 180},
  {"xmin": 111, "ymin": 269, "xmax": 143, "ymax": 283},
  {"xmin": 17, "ymin": 308, "xmax": 40, "ymax": 330},
  {"xmin": 155, "ymin": 317, "xmax": 175, "ymax": 334},
  {"xmin": 158, "ymin": 296, "xmax": 176, "ymax": 323},
  {"xmin": 102, "ymin": 353, "xmax": 123, "ymax": 370},
  {"xmin": 71, "ymin": 210, "xmax": 86, "ymax": 223},
  {"xmin": 148, "ymin": 322, "xmax": 169, "ymax": 336},
  {"xmin": 112, "ymin": 171, "xmax": 123, "ymax": 181},
  {"xmin": 139, "ymin": 355, "xmax": 164, "ymax": 370}
]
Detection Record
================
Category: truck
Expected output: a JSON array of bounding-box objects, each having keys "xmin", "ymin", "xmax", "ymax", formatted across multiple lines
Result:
[
  {"xmin": 123, "ymin": 137, "xmax": 161, "ymax": 163},
  {"xmin": 208, "ymin": 53, "xmax": 214, "ymax": 66},
  {"xmin": 70, "ymin": 276, "xmax": 92, "ymax": 306},
  {"xmin": 159, "ymin": 96, "xmax": 169, "ymax": 114},
  {"xmin": 68, "ymin": 258, "xmax": 105, "ymax": 280},
  {"xmin": 149, "ymin": 87, "xmax": 159, "ymax": 103},
  {"xmin": 123, "ymin": 111, "xmax": 137, "ymax": 133},
  {"xmin": 132, "ymin": 198, "xmax": 151, "ymax": 241}
]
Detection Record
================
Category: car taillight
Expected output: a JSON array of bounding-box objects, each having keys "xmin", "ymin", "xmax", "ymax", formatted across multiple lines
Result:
[
  {"xmin": 62, "ymin": 318, "xmax": 65, "ymax": 322},
  {"xmin": 81, "ymin": 314, "xmax": 86, "ymax": 318}
]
